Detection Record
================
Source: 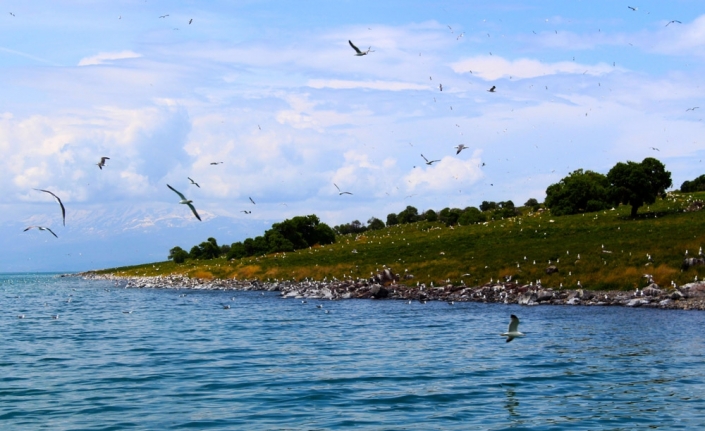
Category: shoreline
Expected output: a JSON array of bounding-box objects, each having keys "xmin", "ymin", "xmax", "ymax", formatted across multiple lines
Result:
[{"xmin": 76, "ymin": 269, "xmax": 705, "ymax": 311}]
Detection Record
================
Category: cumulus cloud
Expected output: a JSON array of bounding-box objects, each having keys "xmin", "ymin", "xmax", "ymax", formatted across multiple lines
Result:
[
  {"xmin": 77, "ymin": 50, "xmax": 142, "ymax": 66},
  {"xmin": 404, "ymin": 151, "xmax": 484, "ymax": 192},
  {"xmin": 451, "ymin": 56, "xmax": 614, "ymax": 81}
]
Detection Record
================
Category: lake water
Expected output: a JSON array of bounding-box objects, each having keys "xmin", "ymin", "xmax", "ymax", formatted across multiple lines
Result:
[{"xmin": 2, "ymin": 273, "xmax": 705, "ymax": 430}]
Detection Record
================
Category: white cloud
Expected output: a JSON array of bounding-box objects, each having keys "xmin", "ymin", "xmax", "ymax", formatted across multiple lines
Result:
[
  {"xmin": 77, "ymin": 50, "xmax": 142, "ymax": 66},
  {"xmin": 451, "ymin": 56, "xmax": 614, "ymax": 81},
  {"xmin": 308, "ymin": 79, "xmax": 427, "ymax": 91},
  {"xmin": 404, "ymin": 151, "xmax": 484, "ymax": 192}
]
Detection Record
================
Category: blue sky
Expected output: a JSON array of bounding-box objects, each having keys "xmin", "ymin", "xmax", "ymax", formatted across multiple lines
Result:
[{"xmin": 2, "ymin": 0, "xmax": 704, "ymax": 272}]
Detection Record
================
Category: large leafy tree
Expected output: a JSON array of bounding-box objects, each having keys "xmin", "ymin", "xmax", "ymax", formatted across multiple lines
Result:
[
  {"xmin": 544, "ymin": 169, "xmax": 611, "ymax": 216},
  {"xmin": 607, "ymin": 157, "xmax": 672, "ymax": 217}
]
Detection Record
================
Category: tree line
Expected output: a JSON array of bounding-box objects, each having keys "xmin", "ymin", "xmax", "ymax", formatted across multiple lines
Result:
[{"xmin": 168, "ymin": 215, "xmax": 336, "ymax": 263}]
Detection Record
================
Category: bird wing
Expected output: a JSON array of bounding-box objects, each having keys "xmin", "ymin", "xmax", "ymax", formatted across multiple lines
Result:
[
  {"xmin": 101, "ymin": 157, "xmax": 110, "ymax": 163},
  {"xmin": 186, "ymin": 203, "xmax": 202, "ymax": 221},
  {"xmin": 349, "ymin": 40, "xmax": 363, "ymax": 54},
  {"xmin": 167, "ymin": 184, "xmax": 187, "ymax": 200},
  {"xmin": 506, "ymin": 336, "xmax": 515, "ymax": 343},
  {"xmin": 36, "ymin": 189, "xmax": 65, "ymax": 226},
  {"xmin": 341, "ymin": 192, "xmax": 353, "ymax": 195},
  {"xmin": 45, "ymin": 227, "xmax": 58, "ymax": 238},
  {"xmin": 334, "ymin": 183, "xmax": 341, "ymax": 192},
  {"xmin": 249, "ymin": 197, "xmax": 256, "ymax": 204},
  {"xmin": 421, "ymin": 154, "xmax": 429, "ymax": 163},
  {"xmin": 507, "ymin": 315, "xmax": 520, "ymax": 333}
]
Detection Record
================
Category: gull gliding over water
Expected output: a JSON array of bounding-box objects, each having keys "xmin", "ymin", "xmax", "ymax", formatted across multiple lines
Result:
[
  {"xmin": 501, "ymin": 315, "xmax": 525, "ymax": 343},
  {"xmin": 34, "ymin": 189, "xmax": 66, "ymax": 226},
  {"xmin": 167, "ymin": 184, "xmax": 202, "ymax": 221},
  {"xmin": 23, "ymin": 226, "xmax": 58, "ymax": 238}
]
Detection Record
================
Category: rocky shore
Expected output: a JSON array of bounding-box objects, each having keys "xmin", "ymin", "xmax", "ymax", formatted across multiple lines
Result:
[{"xmin": 76, "ymin": 267, "xmax": 705, "ymax": 310}]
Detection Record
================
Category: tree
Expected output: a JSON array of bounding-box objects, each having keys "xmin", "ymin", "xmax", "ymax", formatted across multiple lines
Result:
[
  {"xmin": 607, "ymin": 157, "xmax": 672, "ymax": 217},
  {"xmin": 681, "ymin": 174, "xmax": 705, "ymax": 192},
  {"xmin": 480, "ymin": 201, "xmax": 497, "ymax": 212},
  {"xmin": 386, "ymin": 212, "xmax": 399, "ymax": 226},
  {"xmin": 458, "ymin": 207, "xmax": 485, "ymax": 224},
  {"xmin": 397, "ymin": 205, "xmax": 419, "ymax": 224},
  {"xmin": 367, "ymin": 217, "xmax": 385, "ymax": 230},
  {"xmin": 190, "ymin": 237, "xmax": 220, "ymax": 260},
  {"xmin": 168, "ymin": 246, "xmax": 188, "ymax": 264},
  {"xmin": 438, "ymin": 207, "xmax": 462, "ymax": 225},
  {"xmin": 422, "ymin": 209, "xmax": 438, "ymax": 222},
  {"xmin": 267, "ymin": 215, "xmax": 335, "ymax": 249},
  {"xmin": 544, "ymin": 169, "xmax": 611, "ymax": 216},
  {"xmin": 524, "ymin": 198, "xmax": 539, "ymax": 207},
  {"xmin": 226, "ymin": 242, "xmax": 247, "ymax": 260}
]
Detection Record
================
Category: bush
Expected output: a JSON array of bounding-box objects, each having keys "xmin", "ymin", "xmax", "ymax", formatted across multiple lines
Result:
[
  {"xmin": 168, "ymin": 246, "xmax": 188, "ymax": 264},
  {"xmin": 422, "ymin": 210, "xmax": 438, "ymax": 222},
  {"xmin": 397, "ymin": 206, "xmax": 419, "ymax": 224},
  {"xmin": 386, "ymin": 212, "xmax": 399, "ymax": 226},
  {"xmin": 458, "ymin": 207, "xmax": 485, "ymax": 224},
  {"xmin": 367, "ymin": 217, "xmax": 385, "ymax": 230}
]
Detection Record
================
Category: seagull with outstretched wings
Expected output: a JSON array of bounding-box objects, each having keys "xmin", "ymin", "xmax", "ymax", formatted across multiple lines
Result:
[{"xmin": 167, "ymin": 184, "xmax": 201, "ymax": 221}]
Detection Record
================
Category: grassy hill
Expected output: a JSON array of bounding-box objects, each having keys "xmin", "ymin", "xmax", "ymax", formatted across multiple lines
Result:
[{"xmin": 96, "ymin": 191, "xmax": 705, "ymax": 291}]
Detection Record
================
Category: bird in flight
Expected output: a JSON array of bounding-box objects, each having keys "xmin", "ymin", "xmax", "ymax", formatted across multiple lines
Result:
[
  {"xmin": 23, "ymin": 226, "xmax": 58, "ymax": 238},
  {"xmin": 188, "ymin": 177, "xmax": 200, "ymax": 188},
  {"xmin": 249, "ymin": 197, "xmax": 256, "ymax": 205},
  {"xmin": 167, "ymin": 184, "xmax": 201, "ymax": 221},
  {"xmin": 189, "ymin": 18, "xmax": 193, "ymax": 24},
  {"xmin": 159, "ymin": 14, "xmax": 169, "ymax": 18},
  {"xmin": 348, "ymin": 40, "xmax": 373, "ymax": 56},
  {"xmin": 34, "ymin": 189, "xmax": 66, "ymax": 226},
  {"xmin": 649, "ymin": 147, "xmax": 660, "ymax": 151},
  {"xmin": 334, "ymin": 184, "xmax": 352, "ymax": 195},
  {"xmin": 439, "ymin": 84, "xmax": 443, "ymax": 91},
  {"xmin": 500, "ymin": 315, "xmax": 525, "ymax": 343},
  {"xmin": 665, "ymin": 20, "xmax": 682, "ymax": 26},
  {"xmin": 421, "ymin": 154, "xmax": 440, "ymax": 165},
  {"xmin": 455, "ymin": 144, "xmax": 469, "ymax": 154},
  {"xmin": 686, "ymin": 107, "xmax": 700, "ymax": 111},
  {"xmin": 487, "ymin": 86, "xmax": 496, "ymax": 92},
  {"xmin": 241, "ymin": 210, "xmax": 251, "ymax": 214},
  {"xmin": 210, "ymin": 162, "xmax": 223, "ymax": 165},
  {"xmin": 96, "ymin": 157, "xmax": 110, "ymax": 170},
  {"xmin": 9, "ymin": 12, "xmax": 15, "ymax": 16},
  {"xmin": 627, "ymin": 6, "xmax": 637, "ymax": 11}
]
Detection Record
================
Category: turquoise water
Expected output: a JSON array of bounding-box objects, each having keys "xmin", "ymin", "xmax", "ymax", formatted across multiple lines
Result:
[{"xmin": 2, "ymin": 273, "xmax": 705, "ymax": 430}]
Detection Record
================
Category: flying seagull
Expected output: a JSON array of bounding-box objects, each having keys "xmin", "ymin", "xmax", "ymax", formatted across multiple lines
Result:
[
  {"xmin": 334, "ymin": 184, "xmax": 352, "ymax": 195},
  {"xmin": 421, "ymin": 154, "xmax": 440, "ymax": 165},
  {"xmin": 159, "ymin": 14, "xmax": 169, "ymax": 18},
  {"xmin": 455, "ymin": 144, "xmax": 468, "ymax": 155},
  {"xmin": 34, "ymin": 189, "xmax": 65, "ymax": 226},
  {"xmin": 23, "ymin": 226, "xmax": 58, "ymax": 238},
  {"xmin": 686, "ymin": 107, "xmax": 700, "ymax": 111},
  {"xmin": 348, "ymin": 40, "xmax": 373, "ymax": 56},
  {"xmin": 210, "ymin": 162, "xmax": 223, "ymax": 165},
  {"xmin": 249, "ymin": 197, "xmax": 256, "ymax": 205},
  {"xmin": 500, "ymin": 315, "xmax": 525, "ymax": 343},
  {"xmin": 487, "ymin": 86, "xmax": 496, "ymax": 92},
  {"xmin": 439, "ymin": 83, "xmax": 443, "ymax": 91},
  {"xmin": 189, "ymin": 18, "xmax": 193, "ymax": 24},
  {"xmin": 665, "ymin": 20, "xmax": 682, "ymax": 26},
  {"xmin": 96, "ymin": 157, "xmax": 110, "ymax": 170},
  {"xmin": 649, "ymin": 147, "xmax": 660, "ymax": 151},
  {"xmin": 241, "ymin": 210, "xmax": 251, "ymax": 214},
  {"xmin": 188, "ymin": 177, "xmax": 200, "ymax": 188},
  {"xmin": 166, "ymin": 184, "xmax": 201, "ymax": 221},
  {"xmin": 628, "ymin": 6, "xmax": 637, "ymax": 11}
]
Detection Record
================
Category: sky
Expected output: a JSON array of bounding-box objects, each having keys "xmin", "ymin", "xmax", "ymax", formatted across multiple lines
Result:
[{"xmin": 2, "ymin": 0, "xmax": 705, "ymax": 272}]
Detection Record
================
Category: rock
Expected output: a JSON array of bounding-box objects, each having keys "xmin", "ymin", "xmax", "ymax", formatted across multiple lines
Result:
[
  {"xmin": 566, "ymin": 297, "xmax": 580, "ymax": 305},
  {"xmin": 370, "ymin": 284, "xmax": 389, "ymax": 299},
  {"xmin": 682, "ymin": 258, "xmax": 705, "ymax": 270},
  {"xmin": 642, "ymin": 284, "xmax": 662, "ymax": 297},
  {"xmin": 536, "ymin": 290, "xmax": 554, "ymax": 302},
  {"xmin": 517, "ymin": 292, "xmax": 537, "ymax": 305},
  {"xmin": 626, "ymin": 299, "xmax": 650, "ymax": 307},
  {"xmin": 545, "ymin": 265, "xmax": 559, "ymax": 275},
  {"xmin": 659, "ymin": 299, "xmax": 672, "ymax": 307}
]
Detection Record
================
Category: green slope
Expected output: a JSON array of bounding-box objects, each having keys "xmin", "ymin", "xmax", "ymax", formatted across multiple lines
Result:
[{"xmin": 96, "ymin": 192, "xmax": 705, "ymax": 291}]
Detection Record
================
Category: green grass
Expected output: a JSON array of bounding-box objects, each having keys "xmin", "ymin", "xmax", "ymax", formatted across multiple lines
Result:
[{"xmin": 96, "ymin": 192, "xmax": 705, "ymax": 291}]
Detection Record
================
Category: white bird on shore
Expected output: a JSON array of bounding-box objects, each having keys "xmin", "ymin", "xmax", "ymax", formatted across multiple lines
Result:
[
  {"xmin": 167, "ymin": 184, "xmax": 201, "ymax": 221},
  {"xmin": 500, "ymin": 315, "xmax": 525, "ymax": 343}
]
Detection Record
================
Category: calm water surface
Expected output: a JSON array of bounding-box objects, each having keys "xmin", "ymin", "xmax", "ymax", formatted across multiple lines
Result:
[{"xmin": 2, "ymin": 273, "xmax": 705, "ymax": 430}]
